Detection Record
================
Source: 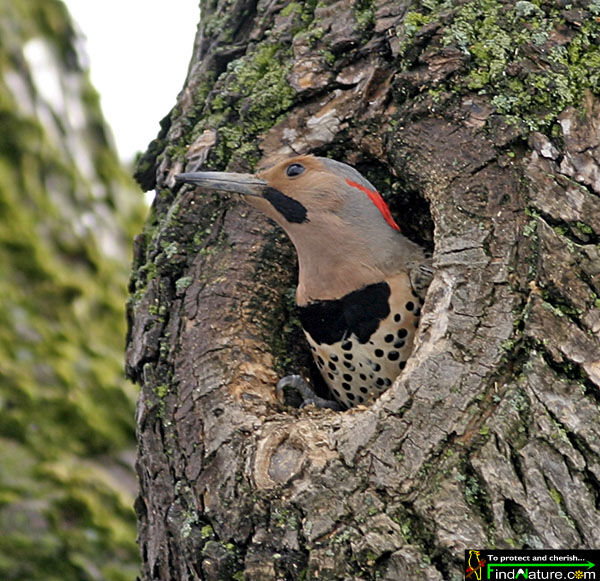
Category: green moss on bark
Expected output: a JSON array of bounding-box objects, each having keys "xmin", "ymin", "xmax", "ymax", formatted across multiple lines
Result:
[
  {"xmin": 399, "ymin": 0, "xmax": 600, "ymax": 131},
  {"xmin": 188, "ymin": 43, "xmax": 296, "ymax": 169}
]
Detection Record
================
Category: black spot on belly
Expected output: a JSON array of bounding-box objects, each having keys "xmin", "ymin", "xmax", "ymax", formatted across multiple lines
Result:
[
  {"xmin": 298, "ymin": 282, "xmax": 391, "ymax": 345},
  {"xmin": 263, "ymin": 187, "xmax": 308, "ymax": 223}
]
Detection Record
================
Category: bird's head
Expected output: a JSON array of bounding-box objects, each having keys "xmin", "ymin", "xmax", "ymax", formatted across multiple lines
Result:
[{"xmin": 177, "ymin": 154, "xmax": 400, "ymax": 235}]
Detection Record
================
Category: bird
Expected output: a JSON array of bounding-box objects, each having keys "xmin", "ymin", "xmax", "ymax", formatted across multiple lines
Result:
[{"xmin": 176, "ymin": 155, "xmax": 432, "ymax": 409}]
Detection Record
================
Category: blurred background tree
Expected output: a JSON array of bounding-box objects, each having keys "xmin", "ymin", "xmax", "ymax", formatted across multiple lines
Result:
[{"xmin": 0, "ymin": 1, "xmax": 145, "ymax": 579}]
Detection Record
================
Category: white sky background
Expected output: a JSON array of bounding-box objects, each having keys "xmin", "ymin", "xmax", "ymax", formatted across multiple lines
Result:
[{"xmin": 63, "ymin": 1, "xmax": 200, "ymax": 163}]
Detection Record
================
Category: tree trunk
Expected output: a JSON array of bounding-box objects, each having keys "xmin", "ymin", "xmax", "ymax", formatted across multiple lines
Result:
[
  {"xmin": 127, "ymin": 1, "xmax": 600, "ymax": 579},
  {"xmin": 0, "ymin": 2, "xmax": 143, "ymax": 579}
]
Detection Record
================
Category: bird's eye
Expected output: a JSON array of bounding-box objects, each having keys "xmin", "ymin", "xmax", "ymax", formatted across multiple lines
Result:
[{"xmin": 285, "ymin": 163, "xmax": 305, "ymax": 178}]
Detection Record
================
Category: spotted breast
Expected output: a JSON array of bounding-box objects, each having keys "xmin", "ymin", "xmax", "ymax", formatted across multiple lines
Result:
[{"xmin": 299, "ymin": 273, "xmax": 422, "ymax": 408}]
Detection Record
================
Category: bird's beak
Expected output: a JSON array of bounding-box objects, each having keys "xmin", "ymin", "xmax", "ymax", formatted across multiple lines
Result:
[{"xmin": 175, "ymin": 171, "xmax": 268, "ymax": 197}]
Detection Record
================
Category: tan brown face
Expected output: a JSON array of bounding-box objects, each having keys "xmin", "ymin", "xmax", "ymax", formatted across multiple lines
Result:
[
  {"xmin": 176, "ymin": 155, "xmax": 344, "ymax": 227},
  {"xmin": 256, "ymin": 155, "xmax": 401, "ymax": 232},
  {"xmin": 254, "ymin": 155, "xmax": 344, "ymax": 219}
]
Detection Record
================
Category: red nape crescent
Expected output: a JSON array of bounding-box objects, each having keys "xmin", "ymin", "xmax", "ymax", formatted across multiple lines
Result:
[{"xmin": 345, "ymin": 178, "xmax": 401, "ymax": 231}]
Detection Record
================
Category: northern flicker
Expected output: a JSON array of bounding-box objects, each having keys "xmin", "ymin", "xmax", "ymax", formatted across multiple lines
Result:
[{"xmin": 176, "ymin": 155, "xmax": 432, "ymax": 409}]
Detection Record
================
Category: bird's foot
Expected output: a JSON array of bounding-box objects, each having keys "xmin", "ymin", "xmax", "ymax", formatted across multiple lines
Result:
[{"xmin": 276, "ymin": 375, "xmax": 345, "ymax": 411}]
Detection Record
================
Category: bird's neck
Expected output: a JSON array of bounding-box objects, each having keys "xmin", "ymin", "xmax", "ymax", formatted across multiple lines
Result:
[
  {"xmin": 296, "ymin": 254, "xmax": 383, "ymax": 304},
  {"xmin": 292, "ymin": 226, "xmax": 384, "ymax": 304},
  {"xmin": 283, "ymin": 215, "xmax": 423, "ymax": 305}
]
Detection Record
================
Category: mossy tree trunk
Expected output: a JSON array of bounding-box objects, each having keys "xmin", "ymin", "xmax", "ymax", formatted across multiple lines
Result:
[
  {"xmin": 0, "ymin": 2, "xmax": 144, "ymax": 579},
  {"xmin": 127, "ymin": 1, "xmax": 600, "ymax": 579}
]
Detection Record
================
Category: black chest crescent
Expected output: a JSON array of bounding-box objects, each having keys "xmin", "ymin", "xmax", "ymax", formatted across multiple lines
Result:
[{"xmin": 297, "ymin": 282, "xmax": 391, "ymax": 345}]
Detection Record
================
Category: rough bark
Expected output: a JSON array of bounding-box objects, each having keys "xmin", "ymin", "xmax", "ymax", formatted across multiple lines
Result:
[{"xmin": 127, "ymin": 1, "xmax": 600, "ymax": 579}]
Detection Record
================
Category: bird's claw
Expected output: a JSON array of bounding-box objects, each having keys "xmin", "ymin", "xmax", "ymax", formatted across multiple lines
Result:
[{"xmin": 276, "ymin": 375, "xmax": 344, "ymax": 411}]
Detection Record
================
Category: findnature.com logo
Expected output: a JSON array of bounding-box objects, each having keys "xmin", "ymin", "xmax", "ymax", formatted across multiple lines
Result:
[{"xmin": 465, "ymin": 549, "xmax": 598, "ymax": 580}]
